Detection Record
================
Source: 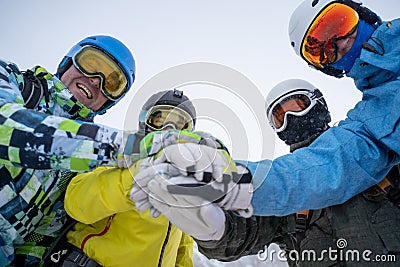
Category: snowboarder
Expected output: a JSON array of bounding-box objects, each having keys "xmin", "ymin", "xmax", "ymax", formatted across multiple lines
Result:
[{"xmin": 0, "ymin": 35, "xmax": 136, "ymax": 266}]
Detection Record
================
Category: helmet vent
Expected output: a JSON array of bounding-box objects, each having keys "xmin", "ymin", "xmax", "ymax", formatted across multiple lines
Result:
[
  {"xmin": 291, "ymin": 41, "xmax": 295, "ymax": 48},
  {"xmin": 312, "ymin": 0, "xmax": 319, "ymax": 7}
]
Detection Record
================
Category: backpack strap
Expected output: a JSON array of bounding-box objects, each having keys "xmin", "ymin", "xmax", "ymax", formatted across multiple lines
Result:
[
  {"xmin": 40, "ymin": 216, "xmax": 78, "ymax": 266},
  {"xmin": 376, "ymin": 168, "xmax": 400, "ymax": 207},
  {"xmin": 295, "ymin": 210, "xmax": 312, "ymax": 249},
  {"xmin": 363, "ymin": 165, "xmax": 400, "ymax": 207}
]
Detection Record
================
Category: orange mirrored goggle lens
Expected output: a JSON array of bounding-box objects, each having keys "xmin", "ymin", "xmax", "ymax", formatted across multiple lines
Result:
[
  {"xmin": 301, "ymin": 3, "xmax": 359, "ymax": 68},
  {"xmin": 271, "ymin": 94, "xmax": 311, "ymax": 129},
  {"xmin": 73, "ymin": 46, "xmax": 128, "ymax": 100}
]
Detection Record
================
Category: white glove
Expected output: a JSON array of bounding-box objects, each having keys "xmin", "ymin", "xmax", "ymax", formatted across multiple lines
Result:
[
  {"xmin": 131, "ymin": 143, "xmax": 254, "ymax": 217},
  {"xmin": 130, "ymin": 161, "xmax": 181, "ymax": 217},
  {"xmin": 147, "ymin": 175, "xmax": 226, "ymax": 241},
  {"xmin": 154, "ymin": 166, "xmax": 254, "ymax": 218},
  {"xmin": 153, "ymin": 143, "xmax": 235, "ymax": 182},
  {"xmin": 140, "ymin": 130, "xmax": 225, "ymax": 158}
]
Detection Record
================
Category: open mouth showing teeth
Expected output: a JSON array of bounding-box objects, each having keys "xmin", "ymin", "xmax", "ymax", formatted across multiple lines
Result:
[{"xmin": 77, "ymin": 83, "xmax": 93, "ymax": 99}]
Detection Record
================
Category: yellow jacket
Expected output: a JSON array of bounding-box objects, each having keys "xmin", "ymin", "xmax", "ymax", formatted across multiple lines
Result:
[{"xmin": 64, "ymin": 166, "xmax": 194, "ymax": 267}]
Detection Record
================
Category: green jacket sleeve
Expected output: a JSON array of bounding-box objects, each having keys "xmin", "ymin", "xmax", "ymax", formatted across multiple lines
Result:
[{"xmin": 0, "ymin": 60, "xmax": 122, "ymax": 172}]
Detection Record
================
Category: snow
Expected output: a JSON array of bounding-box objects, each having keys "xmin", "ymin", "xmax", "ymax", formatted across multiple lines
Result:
[{"xmin": 193, "ymin": 242, "xmax": 289, "ymax": 267}]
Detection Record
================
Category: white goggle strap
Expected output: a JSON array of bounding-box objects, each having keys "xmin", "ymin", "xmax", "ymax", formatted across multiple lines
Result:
[{"xmin": 268, "ymin": 89, "xmax": 323, "ymax": 132}]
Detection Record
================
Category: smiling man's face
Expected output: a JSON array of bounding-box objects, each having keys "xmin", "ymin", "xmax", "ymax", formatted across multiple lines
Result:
[{"xmin": 60, "ymin": 65, "xmax": 108, "ymax": 111}]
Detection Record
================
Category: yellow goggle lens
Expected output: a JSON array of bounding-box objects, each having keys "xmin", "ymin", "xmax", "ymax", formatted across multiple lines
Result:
[
  {"xmin": 73, "ymin": 46, "xmax": 128, "ymax": 100},
  {"xmin": 146, "ymin": 105, "xmax": 193, "ymax": 131}
]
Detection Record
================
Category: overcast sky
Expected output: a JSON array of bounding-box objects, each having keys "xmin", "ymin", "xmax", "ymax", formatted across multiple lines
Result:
[
  {"xmin": 1, "ymin": 1, "xmax": 398, "ymax": 266},
  {"xmin": 1, "ymin": 0, "xmax": 398, "ymax": 161}
]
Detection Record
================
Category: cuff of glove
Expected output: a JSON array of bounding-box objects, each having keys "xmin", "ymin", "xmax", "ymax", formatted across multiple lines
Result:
[{"xmin": 218, "ymin": 183, "xmax": 253, "ymax": 213}]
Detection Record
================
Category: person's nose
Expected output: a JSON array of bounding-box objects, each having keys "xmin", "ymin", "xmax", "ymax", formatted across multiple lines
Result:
[
  {"xmin": 89, "ymin": 77, "xmax": 101, "ymax": 89},
  {"xmin": 335, "ymin": 38, "xmax": 347, "ymax": 51},
  {"xmin": 333, "ymin": 39, "xmax": 348, "ymax": 62}
]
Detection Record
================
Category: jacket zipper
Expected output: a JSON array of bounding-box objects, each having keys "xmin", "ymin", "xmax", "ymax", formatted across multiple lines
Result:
[
  {"xmin": 158, "ymin": 222, "xmax": 171, "ymax": 267},
  {"xmin": 81, "ymin": 214, "xmax": 115, "ymax": 250}
]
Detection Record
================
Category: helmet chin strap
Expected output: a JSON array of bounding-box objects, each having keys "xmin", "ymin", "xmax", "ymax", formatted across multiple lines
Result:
[{"xmin": 313, "ymin": 64, "xmax": 345, "ymax": 78}]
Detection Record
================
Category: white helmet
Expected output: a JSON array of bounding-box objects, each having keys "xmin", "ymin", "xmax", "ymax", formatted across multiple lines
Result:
[
  {"xmin": 265, "ymin": 78, "xmax": 316, "ymax": 111},
  {"xmin": 265, "ymin": 79, "xmax": 330, "ymax": 145},
  {"xmin": 289, "ymin": 0, "xmax": 342, "ymax": 62},
  {"xmin": 288, "ymin": 0, "xmax": 379, "ymax": 76}
]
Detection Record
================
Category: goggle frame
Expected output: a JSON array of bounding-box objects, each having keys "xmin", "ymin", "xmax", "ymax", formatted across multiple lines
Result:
[
  {"xmin": 267, "ymin": 89, "xmax": 324, "ymax": 132},
  {"xmin": 72, "ymin": 46, "xmax": 129, "ymax": 101},
  {"xmin": 145, "ymin": 105, "xmax": 194, "ymax": 132},
  {"xmin": 301, "ymin": 2, "xmax": 359, "ymax": 68}
]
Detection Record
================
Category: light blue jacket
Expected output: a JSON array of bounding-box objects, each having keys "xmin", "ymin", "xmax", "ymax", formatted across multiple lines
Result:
[{"xmin": 249, "ymin": 19, "xmax": 400, "ymax": 216}]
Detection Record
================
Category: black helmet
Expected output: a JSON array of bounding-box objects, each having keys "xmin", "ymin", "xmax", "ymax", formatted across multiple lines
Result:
[{"xmin": 138, "ymin": 89, "xmax": 196, "ymax": 135}]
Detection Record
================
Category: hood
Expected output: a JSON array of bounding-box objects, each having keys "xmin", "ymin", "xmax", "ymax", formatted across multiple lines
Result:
[
  {"xmin": 347, "ymin": 19, "xmax": 400, "ymax": 91},
  {"xmin": 46, "ymin": 71, "xmax": 95, "ymax": 121}
]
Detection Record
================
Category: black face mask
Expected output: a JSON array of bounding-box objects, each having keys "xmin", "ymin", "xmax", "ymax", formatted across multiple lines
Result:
[{"xmin": 277, "ymin": 103, "xmax": 331, "ymax": 146}]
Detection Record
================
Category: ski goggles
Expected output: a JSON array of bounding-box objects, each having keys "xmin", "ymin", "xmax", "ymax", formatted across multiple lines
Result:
[
  {"xmin": 267, "ymin": 89, "xmax": 323, "ymax": 132},
  {"xmin": 301, "ymin": 3, "xmax": 359, "ymax": 68},
  {"xmin": 145, "ymin": 105, "xmax": 194, "ymax": 131},
  {"xmin": 72, "ymin": 46, "xmax": 129, "ymax": 100}
]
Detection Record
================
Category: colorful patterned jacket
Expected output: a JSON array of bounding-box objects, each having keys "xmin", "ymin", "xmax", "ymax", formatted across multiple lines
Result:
[{"xmin": 0, "ymin": 60, "xmax": 123, "ymax": 265}]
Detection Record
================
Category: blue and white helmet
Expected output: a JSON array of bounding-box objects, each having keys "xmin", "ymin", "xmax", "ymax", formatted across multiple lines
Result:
[{"xmin": 56, "ymin": 35, "xmax": 136, "ymax": 114}]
